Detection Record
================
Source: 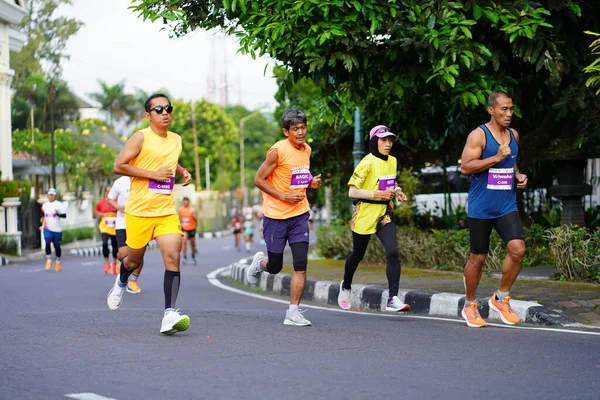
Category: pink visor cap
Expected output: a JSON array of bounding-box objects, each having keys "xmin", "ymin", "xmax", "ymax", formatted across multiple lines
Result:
[{"xmin": 369, "ymin": 125, "xmax": 397, "ymax": 140}]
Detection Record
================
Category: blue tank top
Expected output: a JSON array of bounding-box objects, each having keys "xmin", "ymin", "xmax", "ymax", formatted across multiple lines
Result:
[{"xmin": 467, "ymin": 124, "xmax": 518, "ymax": 219}]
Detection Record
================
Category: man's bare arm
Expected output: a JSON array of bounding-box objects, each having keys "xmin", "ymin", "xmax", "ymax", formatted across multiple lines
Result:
[{"xmin": 460, "ymin": 128, "xmax": 509, "ymax": 175}]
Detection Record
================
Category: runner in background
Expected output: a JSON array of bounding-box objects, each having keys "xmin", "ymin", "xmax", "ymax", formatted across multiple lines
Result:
[
  {"xmin": 41, "ymin": 188, "xmax": 66, "ymax": 272},
  {"xmin": 95, "ymin": 185, "xmax": 118, "ymax": 275},
  {"xmin": 243, "ymin": 214, "xmax": 255, "ymax": 253},
  {"xmin": 107, "ymin": 176, "xmax": 144, "ymax": 294},
  {"xmin": 231, "ymin": 213, "xmax": 243, "ymax": 251},
  {"xmin": 179, "ymin": 196, "xmax": 197, "ymax": 265}
]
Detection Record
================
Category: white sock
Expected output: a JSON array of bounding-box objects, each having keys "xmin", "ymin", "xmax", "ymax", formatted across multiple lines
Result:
[
  {"xmin": 289, "ymin": 304, "xmax": 299, "ymax": 312},
  {"xmin": 245, "ymin": 242, "xmax": 251, "ymax": 251}
]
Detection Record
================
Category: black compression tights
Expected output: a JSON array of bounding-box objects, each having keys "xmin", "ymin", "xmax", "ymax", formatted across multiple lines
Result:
[{"xmin": 342, "ymin": 222, "xmax": 401, "ymax": 297}]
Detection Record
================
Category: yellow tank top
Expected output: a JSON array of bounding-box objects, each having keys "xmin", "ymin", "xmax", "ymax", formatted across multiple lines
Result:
[
  {"xmin": 125, "ymin": 127, "xmax": 182, "ymax": 217},
  {"xmin": 261, "ymin": 139, "xmax": 312, "ymax": 220},
  {"xmin": 348, "ymin": 153, "xmax": 397, "ymax": 234}
]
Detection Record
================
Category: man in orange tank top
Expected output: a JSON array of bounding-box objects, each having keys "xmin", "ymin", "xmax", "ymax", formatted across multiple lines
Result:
[
  {"xmin": 246, "ymin": 109, "xmax": 322, "ymax": 326},
  {"xmin": 178, "ymin": 196, "xmax": 197, "ymax": 265},
  {"xmin": 107, "ymin": 93, "xmax": 193, "ymax": 335}
]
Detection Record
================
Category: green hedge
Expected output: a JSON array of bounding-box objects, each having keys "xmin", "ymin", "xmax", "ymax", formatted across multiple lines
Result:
[
  {"xmin": 62, "ymin": 227, "xmax": 95, "ymax": 245},
  {"xmin": 316, "ymin": 223, "xmax": 555, "ymax": 273},
  {"xmin": 0, "ymin": 235, "xmax": 18, "ymax": 256},
  {"xmin": 0, "ymin": 179, "xmax": 32, "ymax": 205}
]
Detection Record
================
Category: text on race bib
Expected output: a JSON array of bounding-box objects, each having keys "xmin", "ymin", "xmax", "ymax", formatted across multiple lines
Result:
[
  {"xmin": 45, "ymin": 212, "xmax": 58, "ymax": 217},
  {"xmin": 378, "ymin": 175, "xmax": 396, "ymax": 191},
  {"xmin": 105, "ymin": 218, "xmax": 116, "ymax": 228},
  {"xmin": 148, "ymin": 176, "xmax": 175, "ymax": 194},
  {"xmin": 487, "ymin": 168, "xmax": 514, "ymax": 190},
  {"xmin": 290, "ymin": 168, "xmax": 312, "ymax": 189}
]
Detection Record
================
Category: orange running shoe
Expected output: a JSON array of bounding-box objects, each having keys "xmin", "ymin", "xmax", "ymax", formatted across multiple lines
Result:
[
  {"xmin": 45, "ymin": 259, "xmax": 52, "ymax": 270},
  {"xmin": 489, "ymin": 292, "xmax": 520, "ymax": 325},
  {"xmin": 111, "ymin": 262, "xmax": 117, "ymax": 275},
  {"xmin": 127, "ymin": 280, "xmax": 141, "ymax": 294},
  {"xmin": 461, "ymin": 302, "xmax": 487, "ymax": 328},
  {"xmin": 103, "ymin": 263, "xmax": 110, "ymax": 273},
  {"xmin": 55, "ymin": 260, "xmax": 62, "ymax": 272}
]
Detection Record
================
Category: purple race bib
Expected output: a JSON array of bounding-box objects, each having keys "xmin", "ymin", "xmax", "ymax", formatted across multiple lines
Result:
[
  {"xmin": 148, "ymin": 176, "xmax": 175, "ymax": 194},
  {"xmin": 487, "ymin": 168, "xmax": 513, "ymax": 190},
  {"xmin": 378, "ymin": 175, "xmax": 396, "ymax": 191},
  {"xmin": 290, "ymin": 169, "xmax": 312, "ymax": 189}
]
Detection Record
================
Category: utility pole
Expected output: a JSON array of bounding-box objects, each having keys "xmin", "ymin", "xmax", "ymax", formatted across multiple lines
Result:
[
  {"xmin": 191, "ymin": 102, "xmax": 201, "ymax": 189},
  {"xmin": 239, "ymin": 110, "xmax": 262, "ymax": 208},
  {"xmin": 49, "ymin": 82, "xmax": 56, "ymax": 189},
  {"xmin": 352, "ymin": 107, "xmax": 364, "ymax": 168}
]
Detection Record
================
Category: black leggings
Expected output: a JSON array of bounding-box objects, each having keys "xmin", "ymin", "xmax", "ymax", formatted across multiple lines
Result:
[
  {"xmin": 101, "ymin": 233, "xmax": 118, "ymax": 259},
  {"xmin": 343, "ymin": 222, "xmax": 401, "ymax": 297}
]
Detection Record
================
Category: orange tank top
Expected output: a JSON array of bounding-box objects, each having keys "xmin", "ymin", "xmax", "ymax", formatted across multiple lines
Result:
[
  {"xmin": 179, "ymin": 206, "xmax": 196, "ymax": 230},
  {"xmin": 125, "ymin": 126, "xmax": 182, "ymax": 217},
  {"xmin": 261, "ymin": 139, "xmax": 312, "ymax": 219}
]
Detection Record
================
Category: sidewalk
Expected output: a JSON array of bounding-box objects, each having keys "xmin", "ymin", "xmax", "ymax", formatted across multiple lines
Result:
[{"xmin": 229, "ymin": 254, "xmax": 600, "ymax": 327}]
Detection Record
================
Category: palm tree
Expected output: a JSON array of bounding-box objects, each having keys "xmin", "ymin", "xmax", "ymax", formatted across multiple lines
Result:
[{"xmin": 88, "ymin": 80, "xmax": 138, "ymax": 128}]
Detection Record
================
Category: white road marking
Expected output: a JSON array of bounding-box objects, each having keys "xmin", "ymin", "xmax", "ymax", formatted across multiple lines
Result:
[
  {"xmin": 207, "ymin": 266, "xmax": 600, "ymax": 337},
  {"xmin": 65, "ymin": 393, "xmax": 119, "ymax": 400},
  {"xmin": 81, "ymin": 261, "xmax": 101, "ymax": 266},
  {"xmin": 20, "ymin": 268, "xmax": 46, "ymax": 273}
]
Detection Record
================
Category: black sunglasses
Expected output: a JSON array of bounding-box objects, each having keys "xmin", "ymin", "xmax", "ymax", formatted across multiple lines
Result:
[
  {"xmin": 149, "ymin": 105, "xmax": 173, "ymax": 114},
  {"xmin": 376, "ymin": 126, "xmax": 389, "ymax": 134}
]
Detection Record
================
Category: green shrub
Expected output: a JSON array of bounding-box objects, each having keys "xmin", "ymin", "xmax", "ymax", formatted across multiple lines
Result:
[
  {"xmin": 546, "ymin": 225, "xmax": 600, "ymax": 283},
  {"xmin": 0, "ymin": 234, "xmax": 18, "ymax": 256},
  {"xmin": 62, "ymin": 227, "xmax": 95, "ymax": 244},
  {"xmin": 316, "ymin": 223, "xmax": 557, "ymax": 273},
  {"xmin": 0, "ymin": 179, "xmax": 32, "ymax": 206}
]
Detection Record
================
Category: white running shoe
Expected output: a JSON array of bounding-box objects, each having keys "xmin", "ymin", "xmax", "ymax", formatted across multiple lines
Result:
[
  {"xmin": 160, "ymin": 309, "xmax": 191, "ymax": 335},
  {"xmin": 337, "ymin": 281, "xmax": 351, "ymax": 310},
  {"xmin": 283, "ymin": 309, "xmax": 312, "ymax": 326},
  {"xmin": 107, "ymin": 275, "xmax": 125, "ymax": 310},
  {"xmin": 246, "ymin": 251, "xmax": 265, "ymax": 286},
  {"xmin": 385, "ymin": 296, "xmax": 410, "ymax": 312}
]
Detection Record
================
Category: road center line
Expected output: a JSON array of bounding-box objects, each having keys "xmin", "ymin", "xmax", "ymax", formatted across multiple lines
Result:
[{"xmin": 207, "ymin": 266, "xmax": 600, "ymax": 337}]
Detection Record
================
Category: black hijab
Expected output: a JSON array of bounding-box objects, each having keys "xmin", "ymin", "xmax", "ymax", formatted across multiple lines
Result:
[{"xmin": 369, "ymin": 136, "xmax": 389, "ymax": 161}]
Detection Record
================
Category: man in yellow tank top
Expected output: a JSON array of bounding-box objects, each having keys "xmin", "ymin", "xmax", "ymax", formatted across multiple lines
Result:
[
  {"xmin": 106, "ymin": 93, "xmax": 193, "ymax": 335},
  {"xmin": 246, "ymin": 109, "xmax": 322, "ymax": 326}
]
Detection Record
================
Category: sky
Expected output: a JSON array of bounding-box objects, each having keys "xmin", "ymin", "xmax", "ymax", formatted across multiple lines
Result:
[{"xmin": 57, "ymin": 0, "xmax": 279, "ymax": 111}]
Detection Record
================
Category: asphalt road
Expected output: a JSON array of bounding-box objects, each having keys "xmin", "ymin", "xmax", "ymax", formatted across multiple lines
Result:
[{"xmin": 1, "ymin": 236, "xmax": 599, "ymax": 400}]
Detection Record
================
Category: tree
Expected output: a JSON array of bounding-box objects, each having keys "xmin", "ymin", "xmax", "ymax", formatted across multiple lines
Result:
[
  {"xmin": 224, "ymin": 104, "xmax": 279, "ymax": 191},
  {"xmin": 167, "ymin": 99, "xmax": 239, "ymax": 192},
  {"xmin": 12, "ymin": 119, "xmax": 116, "ymax": 194},
  {"xmin": 584, "ymin": 31, "xmax": 600, "ymax": 95},
  {"xmin": 132, "ymin": 0, "xmax": 600, "ymax": 173},
  {"xmin": 11, "ymin": 0, "xmax": 83, "ymax": 133},
  {"xmin": 12, "ymin": 0, "xmax": 83, "ymax": 85},
  {"xmin": 88, "ymin": 80, "xmax": 138, "ymax": 128}
]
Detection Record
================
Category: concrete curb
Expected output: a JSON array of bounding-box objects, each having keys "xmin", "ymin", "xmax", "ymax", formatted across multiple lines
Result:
[{"xmin": 227, "ymin": 260, "xmax": 575, "ymax": 327}]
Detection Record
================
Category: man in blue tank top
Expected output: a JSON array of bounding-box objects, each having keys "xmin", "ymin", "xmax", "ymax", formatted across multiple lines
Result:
[{"xmin": 459, "ymin": 91, "xmax": 528, "ymax": 328}]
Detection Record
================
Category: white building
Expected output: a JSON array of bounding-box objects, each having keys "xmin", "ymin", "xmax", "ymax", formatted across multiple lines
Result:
[{"xmin": 0, "ymin": 0, "xmax": 27, "ymax": 255}]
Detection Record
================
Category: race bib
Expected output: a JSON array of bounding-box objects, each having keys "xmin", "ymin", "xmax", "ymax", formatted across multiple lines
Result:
[
  {"xmin": 234, "ymin": 222, "xmax": 243, "ymax": 230},
  {"xmin": 45, "ymin": 212, "xmax": 58, "ymax": 217},
  {"xmin": 378, "ymin": 175, "xmax": 396, "ymax": 191},
  {"xmin": 181, "ymin": 218, "xmax": 190, "ymax": 225},
  {"xmin": 487, "ymin": 168, "xmax": 513, "ymax": 190},
  {"xmin": 290, "ymin": 169, "xmax": 312, "ymax": 189},
  {"xmin": 148, "ymin": 176, "xmax": 175, "ymax": 194},
  {"xmin": 105, "ymin": 218, "xmax": 116, "ymax": 228}
]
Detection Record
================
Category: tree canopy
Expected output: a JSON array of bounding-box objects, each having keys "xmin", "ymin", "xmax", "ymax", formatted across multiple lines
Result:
[{"xmin": 133, "ymin": 0, "xmax": 600, "ymax": 171}]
